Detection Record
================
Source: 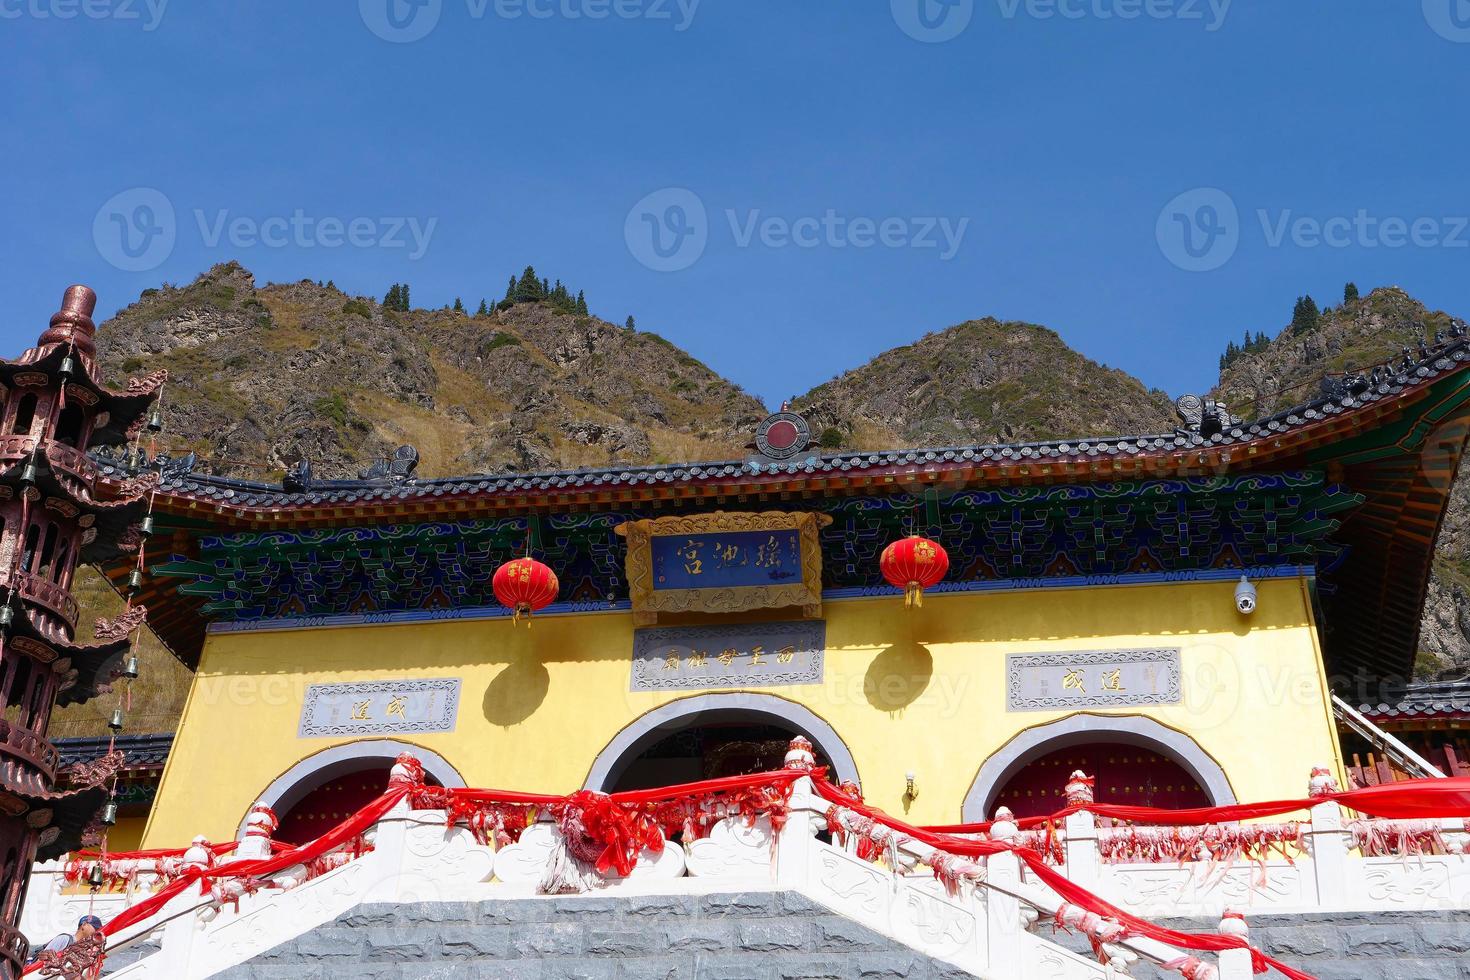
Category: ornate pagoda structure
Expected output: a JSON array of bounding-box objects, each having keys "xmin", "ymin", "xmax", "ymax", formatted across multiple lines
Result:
[{"xmin": 0, "ymin": 287, "xmax": 163, "ymax": 974}]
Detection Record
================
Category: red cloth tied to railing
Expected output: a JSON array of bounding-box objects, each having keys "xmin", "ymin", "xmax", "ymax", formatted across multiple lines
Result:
[
  {"xmin": 814, "ymin": 780, "xmax": 1317, "ymax": 980},
  {"xmin": 40, "ymin": 767, "xmax": 1470, "ymax": 980},
  {"xmin": 22, "ymin": 785, "xmax": 413, "ymax": 975},
  {"xmin": 924, "ymin": 776, "xmax": 1470, "ymax": 834}
]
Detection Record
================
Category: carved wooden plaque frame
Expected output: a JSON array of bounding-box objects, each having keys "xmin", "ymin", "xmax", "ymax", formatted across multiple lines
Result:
[{"xmin": 615, "ymin": 511, "xmax": 831, "ymax": 625}]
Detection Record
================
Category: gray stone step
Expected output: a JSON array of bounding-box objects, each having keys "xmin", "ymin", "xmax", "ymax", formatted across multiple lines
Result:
[{"xmin": 212, "ymin": 891, "xmax": 981, "ymax": 980}]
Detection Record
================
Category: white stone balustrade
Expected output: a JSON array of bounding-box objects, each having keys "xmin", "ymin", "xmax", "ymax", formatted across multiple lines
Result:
[{"xmin": 24, "ymin": 758, "xmax": 1470, "ymax": 979}]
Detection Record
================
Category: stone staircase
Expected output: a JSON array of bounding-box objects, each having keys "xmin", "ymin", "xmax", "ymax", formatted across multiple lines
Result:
[{"xmin": 213, "ymin": 891, "xmax": 978, "ymax": 980}]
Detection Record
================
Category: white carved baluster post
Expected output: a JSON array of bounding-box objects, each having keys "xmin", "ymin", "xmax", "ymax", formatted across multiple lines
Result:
[
  {"xmin": 235, "ymin": 804, "xmax": 279, "ymax": 861},
  {"xmin": 1217, "ymin": 910, "xmax": 1252, "ymax": 980},
  {"xmin": 370, "ymin": 752, "xmax": 422, "ymax": 902},
  {"xmin": 983, "ymin": 807, "xmax": 1025, "ymax": 977},
  {"xmin": 1062, "ymin": 770, "xmax": 1100, "ymax": 890},
  {"xmin": 1304, "ymin": 766, "xmax": 1348, "ymax": 910},
  {"xmin": 145, "ymin": 834, "xmax": 214, "ymax": 976},
  {"xmin": 776, "ymin": 737, "xmax": 817, "ymax": 889}
]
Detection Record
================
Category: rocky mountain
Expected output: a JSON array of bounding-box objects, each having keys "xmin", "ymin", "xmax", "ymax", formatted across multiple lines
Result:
[
  {"xmin": 794, "ymin": 318, "xmax": 1178, "ymax": 450},
  {"xmin": 1213, "ymin": 286, "xmax": 1470, "ymax": 677},
  {"xmin": 92, "ymin": 262, "xmax": 768, "ymax": 481}
]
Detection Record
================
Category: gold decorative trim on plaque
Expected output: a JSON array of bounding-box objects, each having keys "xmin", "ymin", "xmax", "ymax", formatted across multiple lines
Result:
[{"xmin": 615, "ymin": 511, "xmax": 831, "ymax": 625}]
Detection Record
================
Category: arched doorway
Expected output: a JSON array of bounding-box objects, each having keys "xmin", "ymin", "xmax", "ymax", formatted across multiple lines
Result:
[
  {"xmin": 963, "ymin": 714, "xmax": 1235, "ymax": 822},
  {"xmin": 587, "ymin": 693, "xmax": 860, "ymax": 793},
  {"xmin": 990, "ymin": 742, "xmax": 1210, "ymax": 819},
  {"xmin": 244, "ymin": 740, "xmax": 465, "ymax": 841},
  {"xmin": 608, "ymin": 721, "xmax": 825, "ymax": 793},
  {"xmin": 275, "ymin": 764, "xmax": 444, "ymax": 846}
]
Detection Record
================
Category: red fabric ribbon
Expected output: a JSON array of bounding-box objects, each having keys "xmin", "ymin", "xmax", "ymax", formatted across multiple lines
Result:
[
  {"xmin": 924, "ymin": 776, "xmax": 1470, "ymax": 834},
  {"xmin": 815, "ymin": 781, "xmax": 1317, "ymax": 980}
]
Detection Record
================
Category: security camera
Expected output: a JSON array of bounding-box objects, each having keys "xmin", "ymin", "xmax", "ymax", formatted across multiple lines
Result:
[{"xmin": 1234, "ymin": 575, "xmax": 1257, "ymax": 615}]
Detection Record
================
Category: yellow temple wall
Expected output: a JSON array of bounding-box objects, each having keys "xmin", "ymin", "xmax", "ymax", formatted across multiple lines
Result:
[{"xmin": 142, "ymin": 576, "xmax": 1343, "ymax": 847}]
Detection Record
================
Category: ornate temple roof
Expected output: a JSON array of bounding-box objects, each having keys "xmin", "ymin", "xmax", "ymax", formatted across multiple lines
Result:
[
  {"xmin": 1356, "ymin": 678, "xmax": 1470, "ymax": 723},
  {"xmin": 93, "ymin": 335, "xmax": 1467, "ymax": 518},
  {"xmin": 55, "ymin": 734, "xmax": 173, "ymax": 770},
  {"xmin": 89, "ymin": 330, "xmax": 1470, "ymax": 685}
]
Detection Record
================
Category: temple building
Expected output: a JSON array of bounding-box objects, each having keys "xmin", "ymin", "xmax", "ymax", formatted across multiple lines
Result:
[{"xmin": 12, "ymin": 286, "xmax": 1470, "ymax": 978}]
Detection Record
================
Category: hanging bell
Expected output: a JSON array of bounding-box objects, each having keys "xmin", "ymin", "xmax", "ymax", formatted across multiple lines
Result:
[
  {"xmin": 147, "ymin": 408, "xmax": 164, "ymax": 433},
  {"xmin": 58, "ymin": 354, "xmax": 77, "ymax": 378},
  {"xmin": 101, "ymin": 801, "xmax": 118, "ymax": 826},
  {"xmin": 108, "ymin": 707, "xmax": 124, "ymax": 732},
  {"xmin": 127, "ymin": 568, "xmax": 144, "ymax": 593},
  {"xmin": 121, "ymin": 655, "xmax": 140, "ymax": 680},
  {"xmin": 19, "ymin": 462, "xmax": 38, "ymax": 486},
  {"xmin": 0, "ymin": 605, "xmax": 12, "ymax": 633},
  {"xmin": 87, "ymin": 865, "xmax": 104, "ymax": 889},
  {"xmin": 139, "ymin": 515, "xmax": 155, "ymax": 538}
]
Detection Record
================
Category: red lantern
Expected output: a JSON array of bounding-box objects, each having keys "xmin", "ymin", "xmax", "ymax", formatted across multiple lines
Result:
[
  {"xmin": 880, "ymin": 536, "xmax": 949, "ymax": 608},
  {"xmin": 492, "ymin": 556, "xmax": 560, "ymax": 625}
]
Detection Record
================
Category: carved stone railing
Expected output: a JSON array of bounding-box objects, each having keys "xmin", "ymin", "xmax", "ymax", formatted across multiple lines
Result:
[
  {"xmin": 54, "ymin": 779, "xmax": 1237, "ymax": 980},
  {"xmin": 0, "ymin": 718, "xmax": 59, "ymax": 783},
  {"xmin": 29, "ymin": 762, "xmax": 1470, "ymax": 979},
  {"xmin": 1057, "ymin": 799, "xmax": 1470, "ymax": 921}
]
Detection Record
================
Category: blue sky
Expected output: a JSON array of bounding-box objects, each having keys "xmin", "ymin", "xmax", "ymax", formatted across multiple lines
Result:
[{"xmin": 3, "ymin": 0, "xmax": 1469, "ymax": 409}]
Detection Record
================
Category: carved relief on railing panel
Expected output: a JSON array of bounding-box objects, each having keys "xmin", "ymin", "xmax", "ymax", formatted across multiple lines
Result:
[
  {"xmin": 392, "ymin": 816, "xmax": 495, "ymax": 899},
  {"xmin": 890, "ymin": 884, "xmax": 975, "ymax": 963},
  {"xmin": 206, "ymin": 859, "xmax": 369, "ymax": 964},
  {"xmin": 1360, "ymin": 858, "xmax": 1453, "ymax": 908},
  {"xmin": 492, "ymin": 823, "xmax": 683, "ymax": 887},
  {"xmin": 1018, "ymin": 936, "xmax": 1113, "ymax": 980},
  {"xmin": 686, "ymin": 815, "xmax": 774, "ymax": 878},
  {"xmin": 809, "ymin": 846, "xmax": 888, "ymax": 918},
  {"xmin": 1105, "ymin": 863, "xmax": 1306, "ymax": 918}
]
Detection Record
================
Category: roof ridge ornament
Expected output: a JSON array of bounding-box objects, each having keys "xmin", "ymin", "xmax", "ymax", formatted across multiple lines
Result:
[
  {"xmin": 357, "ymin": 444, "xmax": 420, "ymax": 484},
  {"xmin": 751, "ymin": 407, "xmax": 814, "ymax": 464},
  {"xmin": 1175, "ymin": 395, "xmax": 1240, "ymax": 438}
]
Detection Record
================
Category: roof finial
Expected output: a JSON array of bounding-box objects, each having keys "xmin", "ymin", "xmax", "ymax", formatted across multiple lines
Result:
[{"xmin": 39, "ymin": 284, "xmax": 99, "ymax": 356}]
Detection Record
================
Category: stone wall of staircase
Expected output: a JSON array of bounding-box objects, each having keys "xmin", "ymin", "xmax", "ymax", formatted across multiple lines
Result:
[
  {"xmin": 1051, "ymin": 910, "xmax": 1470, "ymax": 980},
  {"xmin": 213, "ymin": 891, "xmax": 979, "ymax": 980}
]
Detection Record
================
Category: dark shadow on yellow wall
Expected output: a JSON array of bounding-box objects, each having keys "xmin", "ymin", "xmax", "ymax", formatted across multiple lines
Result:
[
  {"xmin": 864, "ymin": 641, "xmax": 933, "ymax": 714},
  {"xmin": 482, "ymin": 653, "xmax": 551, "ymax": 727}
]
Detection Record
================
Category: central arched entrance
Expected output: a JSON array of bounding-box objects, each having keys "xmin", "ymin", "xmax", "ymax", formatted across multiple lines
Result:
[
  {"xmin": 587, "ymin": 693, "xmax": 860, "ymax": 793},
  {"xmin": 963, "ymin": 714, "xmax": 1235, "ymax": 823},
  {"xmin": 990, "ymin": 741, "xmax": 1210, "ymax": 818}
]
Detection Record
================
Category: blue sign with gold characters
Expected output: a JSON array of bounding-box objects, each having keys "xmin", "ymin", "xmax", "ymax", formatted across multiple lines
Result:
[
  {"xmin": 651, "ymin": 528, "xmax": 802, "ymax": 591},
  {"xmin": 616, "ymin": 511, "xmax": 831, "ymax": 625}
]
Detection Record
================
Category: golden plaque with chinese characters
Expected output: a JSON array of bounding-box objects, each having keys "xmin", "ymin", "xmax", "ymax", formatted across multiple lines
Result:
[{"xmin": 615, "ymin": 511, "xmax": 831, "ymax": 625}]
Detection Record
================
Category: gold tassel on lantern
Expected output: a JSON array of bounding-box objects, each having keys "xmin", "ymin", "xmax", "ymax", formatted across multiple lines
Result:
[{"xmin": 906, "ymin": 581, "xmax": 922, "ymax": 608}]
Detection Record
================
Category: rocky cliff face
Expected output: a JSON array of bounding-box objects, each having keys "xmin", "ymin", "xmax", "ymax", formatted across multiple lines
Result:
[
  {"xmin": 1214, "ymin": 287, "xmax": 1470, "ymax": 676},
  {"xmin": 794, "ymin": 318, "xmax": 1178, "ymax": 450},
  {"xmin": 92, "ymin": 262, "xmax": 768, "ymax": 480}
]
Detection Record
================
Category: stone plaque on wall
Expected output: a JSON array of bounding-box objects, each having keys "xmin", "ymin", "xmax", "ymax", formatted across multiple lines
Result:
[
  {"xmin": 298, "ymin": 678, "xmax": 461, "ymax": 738},
  {"xmin": 631, "ymin": 621, "xmax": 825, "ymax": 692},
  {"xmin": 1006, "ymin": 649, "xmax": 1181, "ymax": 712}
]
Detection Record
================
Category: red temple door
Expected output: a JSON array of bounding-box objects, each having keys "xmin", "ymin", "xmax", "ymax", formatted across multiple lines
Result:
[{"xmin": 992, "ymin": 742, "xmax": 1209, "ymax": 819}]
